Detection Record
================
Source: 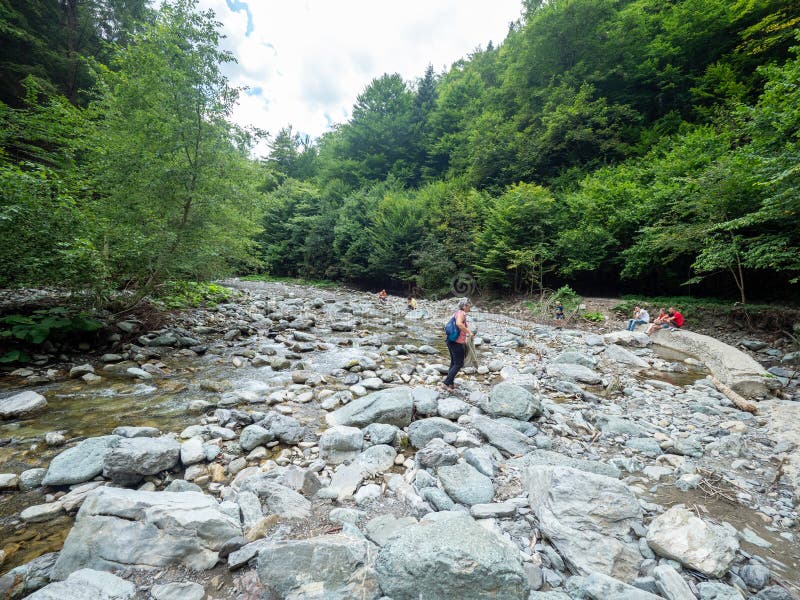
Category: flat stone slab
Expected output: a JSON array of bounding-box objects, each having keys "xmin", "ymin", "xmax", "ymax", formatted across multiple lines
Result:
[
  {"xmin": 42, "ymin": 436, "xmax": 121, "ymax": 487},
  {"xmin": 650, "ymin": 329, "xmax": 769, "ymax": 398},
  {"xmin": 0, "ymin": 391, "xmax": 47, "ymax": 419},
  {"xmin": 51, "ymin": 487, "xmax": 242, "ymax": 579},
  {"xmin": 26, "ymin": 568, "xmax": 135, "ymax": 600},
  {"xmin": 509, "ymin": 450, "xmax": 621, "ymax": 479}
]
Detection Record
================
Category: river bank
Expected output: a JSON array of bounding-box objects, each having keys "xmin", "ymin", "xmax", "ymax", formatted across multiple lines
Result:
[{"xmin": 0, "ymin": 280, "xmax": 798, "ymax": 599}]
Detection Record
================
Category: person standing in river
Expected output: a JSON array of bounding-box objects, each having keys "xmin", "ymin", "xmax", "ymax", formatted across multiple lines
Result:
[{"xmin": 443, "ymin": 298, "xmax": 473, "ymax": 391}]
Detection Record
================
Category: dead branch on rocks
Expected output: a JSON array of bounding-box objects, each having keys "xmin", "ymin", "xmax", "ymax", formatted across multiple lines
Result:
[
  {"xmin": 709, "ymin": 375, "xmax": 758, "ymax": 414},
  {"xmin": 770, "ymin": 456, "xmax": 788, "ymax": 488},
  {"xmin": 696, "ymin": 468, "xmax": 746, "ymax": 505}
]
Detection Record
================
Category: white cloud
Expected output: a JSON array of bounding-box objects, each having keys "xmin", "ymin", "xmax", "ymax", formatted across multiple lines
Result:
[{"xmin": 197, "ymin": 0, "xmax": 523, "ymax": 156}]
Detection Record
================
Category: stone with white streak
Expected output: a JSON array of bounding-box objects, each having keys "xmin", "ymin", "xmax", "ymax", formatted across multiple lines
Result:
[
  {"xmin": 646, "ymin": 505, "xmax": 739, "ymax": 577},
  {"xmin": 523, "ymin": 465, "xmax": 643, "ymax": 581}
]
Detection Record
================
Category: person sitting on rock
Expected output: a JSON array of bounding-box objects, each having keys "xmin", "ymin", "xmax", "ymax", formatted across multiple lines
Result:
[
  {"xmin": 407, "ymin": 297, "xmax": 417, "ymax": 311},
  {"xmin": 647, "ymin": 307, "xmax": 683, "ymax": 334},
  {"xmin": 646, "ymin": 309, "xmax": 668, "ymax": 335},
  {"xmin": 378, "ymin": 289, "xmax": 388, "ymax": 304},
  {"xmin": 665, "ymin": 307, "xmax": 684, "ymax": 330},
  {"xmin": 627, "ymin": 306, "xmax": 650, "ymax": 331}
]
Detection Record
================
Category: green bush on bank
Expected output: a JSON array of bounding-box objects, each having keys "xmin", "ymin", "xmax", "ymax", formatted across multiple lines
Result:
[
  {"xmin": 239, "ymin": 274, "xmax": 338, "ymax": 288},
  {"xmin": 155, "ymin": 281, "xmax": 234, "ymax": 309},
  {"xmin": 0, "ymin": 307, "xmax": 104, "ymax": 363}
]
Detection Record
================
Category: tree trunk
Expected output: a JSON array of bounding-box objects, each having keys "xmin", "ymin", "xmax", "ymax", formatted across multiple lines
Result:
[{"xmin": 61, "ymin": 0, "xmax": 80, "ymax": 104}]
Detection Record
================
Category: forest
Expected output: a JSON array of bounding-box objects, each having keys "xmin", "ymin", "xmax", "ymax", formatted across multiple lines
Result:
[{"xmin": 1, "ymin": 0, "xmax": 799, "ymax": 303}]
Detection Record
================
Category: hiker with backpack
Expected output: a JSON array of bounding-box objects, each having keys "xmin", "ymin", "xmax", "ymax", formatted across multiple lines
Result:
[{"xmin": 443, "ymin": 298, "xmax": 473, "ymax": 391}]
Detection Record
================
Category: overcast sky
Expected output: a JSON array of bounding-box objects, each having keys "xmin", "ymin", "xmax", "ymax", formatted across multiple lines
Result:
[{"xmin": 195, "ymin": 0, "xmax": 523, "ymax": 154}]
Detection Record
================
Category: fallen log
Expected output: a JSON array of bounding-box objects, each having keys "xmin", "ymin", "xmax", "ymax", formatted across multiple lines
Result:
[{"xmin": 710, "ymin": 375, "xmax": 758, "ymax": 414}]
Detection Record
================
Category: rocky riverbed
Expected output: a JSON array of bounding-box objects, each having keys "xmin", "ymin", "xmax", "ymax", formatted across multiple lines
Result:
[{"xmin": 0, "ymin": 280, "xmax": 798, "ymax": 600}]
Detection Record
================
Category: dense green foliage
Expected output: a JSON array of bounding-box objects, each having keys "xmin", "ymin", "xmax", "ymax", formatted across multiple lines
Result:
[
  {"xmin": 257, "ymin": 0, "xmax": 800, "ymax": 301},
  {"xmin": 0, "ymin": 307, "xmax": 103, "ymax": 362},
  {"xmin": 2, "ymin": 0, "xmax": 799, "ymax": 303},
  {"xmin": 155, "ymin": 281, "xmax": 234, "ymax": 309},
  {"xmin": 0, "ymin": 0, "xmax": 264, "ymax": 298}
]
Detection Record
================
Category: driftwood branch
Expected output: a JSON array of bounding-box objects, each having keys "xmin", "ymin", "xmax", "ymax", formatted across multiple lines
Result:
[{"xmin": 710, "ymin": 375, "xmax": 758, "ymax": 414}]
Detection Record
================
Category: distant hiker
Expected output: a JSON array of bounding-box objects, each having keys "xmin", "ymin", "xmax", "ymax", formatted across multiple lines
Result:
[
  {"xmin": 407, "ymin": 297, "xmax": 417, "ymax": 311},
  {"xmin": 443, "ymin": 298, "xmax": 473, "ymax": 391},
  {"xmin": 627, "ymin": 306, "xmax": 650, "ymax": 331},
  {"xmin": 555, "ymin": 302, "xmax": 565, "ymax": 321},
  {"xmin": 378, "ymin": 289, "xmax": 388, "ymax": 304}
]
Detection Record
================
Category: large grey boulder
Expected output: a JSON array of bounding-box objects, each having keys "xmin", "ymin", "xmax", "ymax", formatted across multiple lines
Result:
[
  {"xmin": 26, "ymin": 569, "xmax": 135, "ymax": 600},
  {"xmin": 604, "ymin": 344, "xmax": 650, "ymax": 369},
  {"xmin": 42, "ymin": 436, "xmax": 121, "ymax": 486},
  {"xmin": 524, "ymin": 465, "xmax": 643, "ymax": 580},
  {"xmin": 0, "ymin": 552, "xmax": 58, "ymax": 600},
  {"xmin": 0, "ymin": 391, "xmax": 47, "ymax": 419},
  {"xmin": 509, "ymin": 449, "xmax": 621, "ymax": 479},
  {"xmin": 566, "ymin": 572, "xmax": 662, "ymax": 599},
  {"xmin": 319, "ymin": 426, "xmax": 364, "ymax": 464},
  {"xmin": 412, "ymin": 387, "xmax": 440, "ymax": 415},
  {"xmin": 651, "ymin": 330, "xmax": 770, "ymax": 398},
  {"xmin": 326, "ymin": 386, "xmax": 414, "ymax": 428},
  {"xmin": 324, "ymin": 444, "xmax": 396, "ymax": 501},
  {"xmin": 51, "ymin": 487, "xmax": 242, "ymax": 579},
  {"xmin": 102, "ymin": 436, "xmax": 181, "ymax": 485},
  {"xmin": 239, "ymin": 425, "xmax": 274, "ymax": 451},
  {"xmin": 697, "ymin": 582, "xmax": 745, "ymax": 599},
  {"xmin": 646, "ymin": 505, "xmax": 739, "ymax": 577},
  {"xmin": 365, "ymin": 514, "xmax": 419, "ymax": 547},
  {"xmin": 363, "ymin": 422, "xmax": 399, "ymax": 446},
  {"xmin": 546, "ymin": 363, "xmax": 602, "ymax": 384},
  {"xmin": 479, "ymin": 382, "xmax": 541, "ymax": 421},
  {"xmin": 470, "ymin": 414, "xmax": 533, "ymax": 457},
  {"xmin": 375, "ymin": 512, "xmax": 528, "ymax": 600},
  {"xmin": 237, "ymin": 477, "xmax": 311, "ymax": 520},
  {"xmin": 257, "ymin": 534, "xmax": 380, "ymax": 599},
  {"xmin": 596, "ymin": 414, "xmax": 648, "ymax": 437},
  {"xmin": 258, "ymin": 411, "xmax": 306, "ymax": 445},
  {"xmin": 416, "ymin": 438, "xmax": 458, "ymax": 468},
  {"xmin": 179, "ymin": 438, "xmax": 205, "ymax": 466},
  {"xmin": 407, "ymin": 417, "xmax": 463, "ymax": 449},
  {"xmin": 436, "ymin": 462, "xmax": 494, "ymax": 506},
  {"xmin": 554, "ymin": 351, "xmax": 598, "ymax": 368}
]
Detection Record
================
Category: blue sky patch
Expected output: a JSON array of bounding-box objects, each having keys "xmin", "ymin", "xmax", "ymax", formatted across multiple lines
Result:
[
  {"xmin": 246, "ymin": 86, "xmax": 263, "ymax": 97},
  {"xmin": 225, "ymin": 0, "xmax": 253, "ymax": 36}
]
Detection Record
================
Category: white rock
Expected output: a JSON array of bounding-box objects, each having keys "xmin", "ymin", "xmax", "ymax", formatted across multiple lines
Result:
[
  {"xmin": 646, "ymin": 505, "xmax": 739, "ymax": 577},
  {"xmin": 20, "ymin": 502, "xmax": 65, "ymax": 523},
  {"xmin": 0, "ymin": 390, "xmax": 47, "ymax": 419}
]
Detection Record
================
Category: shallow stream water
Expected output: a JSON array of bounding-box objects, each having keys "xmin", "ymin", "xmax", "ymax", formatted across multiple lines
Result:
[{"xmin": 0, "ymin": 302, "xmax": 446, "ymax": 574}]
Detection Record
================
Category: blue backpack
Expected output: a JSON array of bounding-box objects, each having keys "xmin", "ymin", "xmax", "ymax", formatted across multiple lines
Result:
[{"xmin": 444, "ymin": 315, "xmax": 459, "ymax": 342}]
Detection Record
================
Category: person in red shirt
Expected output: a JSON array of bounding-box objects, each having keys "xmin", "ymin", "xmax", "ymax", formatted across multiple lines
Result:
[
  {"xmin": 646, "ymin": 307, "xmax": 684, "ymax": 335},
  {"xmin": 666, "ymin": 307, "xmax": 684, "ymax": 329}
]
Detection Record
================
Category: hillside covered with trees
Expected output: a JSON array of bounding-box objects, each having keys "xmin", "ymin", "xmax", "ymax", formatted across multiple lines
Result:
[{"xmin": 2, "ymin": 0, "xmax": 799, "ymax": 303}]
